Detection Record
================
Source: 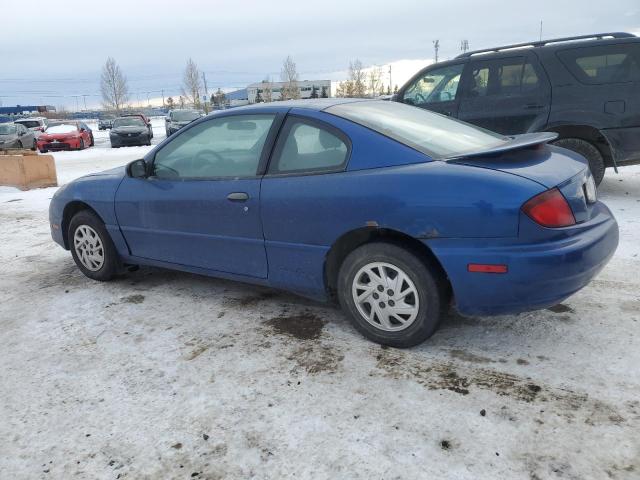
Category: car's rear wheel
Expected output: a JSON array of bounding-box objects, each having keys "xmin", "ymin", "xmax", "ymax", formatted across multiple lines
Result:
[
  {"xmin": 68, "ymin": 210, "xmax": 119, "ymax": 281},
  {"xmin": 89, "ymin": 134, "xmax": 94, "ymax": 146},
  {"xmin": 552, "ymin": 138, "xmax": 605, "ymax": 186},
  {"xmin": 338, "ymin": 243, "xmax": 444, "ymax": 348}
]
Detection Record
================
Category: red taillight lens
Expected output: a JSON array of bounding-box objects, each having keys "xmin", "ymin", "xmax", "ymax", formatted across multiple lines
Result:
[{"xmin": 522, "ymin": 188, "xmax": 575, "ymax": 228}]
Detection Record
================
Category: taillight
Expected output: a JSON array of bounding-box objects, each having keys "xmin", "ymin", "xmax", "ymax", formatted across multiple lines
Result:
[{"xmin": 522, "ymin": 188, "xmax": 575, "ymax": 228}]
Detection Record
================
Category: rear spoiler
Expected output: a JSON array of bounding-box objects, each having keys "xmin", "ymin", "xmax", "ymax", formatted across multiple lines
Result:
[{"xmin": 445, "ymin": 132, "xmax": 559, "ymax": 160}]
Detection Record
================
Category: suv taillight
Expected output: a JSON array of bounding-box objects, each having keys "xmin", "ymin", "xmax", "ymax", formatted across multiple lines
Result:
[{"xmin": 522, "ymin": 188, "xmax": 576, "ymax": 228}]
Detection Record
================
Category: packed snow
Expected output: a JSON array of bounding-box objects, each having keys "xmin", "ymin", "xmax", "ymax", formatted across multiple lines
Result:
[{"xmin": 0, "ymin": 122, "xmax": 639, "ymax": 479}]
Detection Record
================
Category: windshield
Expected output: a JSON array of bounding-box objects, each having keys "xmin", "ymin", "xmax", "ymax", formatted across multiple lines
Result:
[
  {"xmin": 0, "ymin": 124, "xmax": 17, "ymax": 135},
  {"xmin": 172, "ymin": 110, "xmax": 201, "ymax": 122},
  {"xmin": 327, "ymin": 101, "xmax": 508, "ymax": 159},
  {"xmin": 15, "ymin": 120, "xmax": 41, "ymax": 128},
  {"xmin": 46, "ymin": 124, "xmax": 78, "ymax": 134},
  {"xmin": 113, "ymin": 117, "xmax": 145, "ymax": 127}
]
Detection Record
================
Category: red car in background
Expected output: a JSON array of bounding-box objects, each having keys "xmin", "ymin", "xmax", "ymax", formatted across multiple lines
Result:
[{"xmin": 38, "ymin": 121, "xmax": 94, "ymax": 153}]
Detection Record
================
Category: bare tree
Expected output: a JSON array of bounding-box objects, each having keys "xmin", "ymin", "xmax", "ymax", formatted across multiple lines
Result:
[
  {"xmin": 262, "ymin": 77, "xmax": 273, "ymax": 103},
  {"xmin": 336, "ymin": 59, "xmax": 367, "ymax": 98},
  {"xmin": 280, "ymin": 55, "xmax": 299, "ymax": 100},
  {"xmin": 182, "ymin": 58, "xmax": 202, "ymax": 108},
  {"xmin": 100, "ymin": 57, "xmax": 129, "ymax": 112},
  {"xmin": 367, "ymin": 66, "xmax": 383, "ymax": 97}
]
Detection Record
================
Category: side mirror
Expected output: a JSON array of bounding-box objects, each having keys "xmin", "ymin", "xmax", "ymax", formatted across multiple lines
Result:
[{"xmin": 128, "ymin": 159, "xmax": 148, "ymax": 179}]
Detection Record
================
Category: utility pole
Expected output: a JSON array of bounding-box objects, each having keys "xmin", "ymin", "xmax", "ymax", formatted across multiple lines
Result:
[
  {"xmin": 388, "ymin": 64, "xmax": 392, "ymax": 95},
  {"xmin": 161, "ymin": 89, "xmax": 165, "ymax": 108},
  {"xmin": 433, "ymin": 40, "xmax": 440, "ymax": 63},
  {"xmin": 461, "ymin": 39, "xmax": 469, "ymax": 53},
  {"xmin": 539, "ymin": 20, "xmax": 543, "ymax": 41},
  {"xmin": 202, "ymin": 72, "xmax": 209, "ymax": 112}
]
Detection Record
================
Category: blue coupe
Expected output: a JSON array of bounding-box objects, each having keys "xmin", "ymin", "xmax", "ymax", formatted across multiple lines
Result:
[{"xmin": 49, "ymin": 99, "xmax": 618, "ymax": 347}]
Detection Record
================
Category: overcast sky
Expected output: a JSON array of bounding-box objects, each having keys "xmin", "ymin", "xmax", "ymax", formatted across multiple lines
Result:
[{"xmin": 1, "ymin": 0, "xmax": 638, "ymax": 109}]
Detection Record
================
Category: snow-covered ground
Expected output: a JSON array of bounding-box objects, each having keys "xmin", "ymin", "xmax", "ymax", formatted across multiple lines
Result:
[{"xmin": 0, "ymin": 133, "xmax": 639, "ymax": 479}]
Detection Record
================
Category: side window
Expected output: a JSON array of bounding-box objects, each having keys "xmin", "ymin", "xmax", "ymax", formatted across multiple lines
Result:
[
  {"xmin": 467, "ymin": 56, "xmax": 542, "ymax": 97},
  {"xmin": 467, "ymin": 65, "xmax": 490, "ymax": 97},
  {"xmin": 153, "ymin": 114, "xmax": 275, "ymax": 179},
  {"xmin": 403, "ymin": 64, "xmax": 464, "ymax": 105},
  {"xmin": 558, "ymin": 44, "xmax": 640, "ymax": 84},
  {"xmin": 268, "ymin": 119, "xmax": 349, "ymax": 174},
  {"xmin": 521, "ymin": 63, "xmax": 541, "ymax": 92}
]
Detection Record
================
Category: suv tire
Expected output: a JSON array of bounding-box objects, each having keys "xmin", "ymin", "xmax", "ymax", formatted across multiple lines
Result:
[{"xmin": 552, "ymin": 138, "xmax": 606, "ymax": 186}]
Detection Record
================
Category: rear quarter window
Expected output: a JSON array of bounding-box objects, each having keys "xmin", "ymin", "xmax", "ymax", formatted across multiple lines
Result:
[{"xmin": 557, "ymin": 43, "xmax": 640, "ymax": 84}]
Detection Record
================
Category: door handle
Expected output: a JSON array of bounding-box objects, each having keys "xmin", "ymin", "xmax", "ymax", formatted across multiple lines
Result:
[{"xmin": 227, "ymin": 192, "xmax": 249, "ymax": 202}]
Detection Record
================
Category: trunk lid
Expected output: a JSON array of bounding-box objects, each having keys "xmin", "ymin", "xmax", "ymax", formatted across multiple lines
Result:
[{"xmin": 450, "ymin": 134, "xmax": 595, "ymax": 223}]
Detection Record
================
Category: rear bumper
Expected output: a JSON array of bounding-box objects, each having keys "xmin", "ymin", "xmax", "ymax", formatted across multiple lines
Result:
[{"xmin": 426, "ymin": 202, "xmax": 619, "ymax": 315}]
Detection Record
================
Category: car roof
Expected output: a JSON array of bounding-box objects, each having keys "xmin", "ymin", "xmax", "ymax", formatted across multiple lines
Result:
[
  {"xmin": 221, "ymin": 98, "xmax": 370, "ymax": 114},
  {"xmin": 456, "ymin": 32, "xmax": 637, "ymax": 59}
]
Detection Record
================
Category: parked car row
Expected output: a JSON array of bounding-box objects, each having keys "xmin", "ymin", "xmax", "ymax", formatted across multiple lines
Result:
[{"xmin": 392, "ymin": 32, "xmax": 640, "ymax": 185}]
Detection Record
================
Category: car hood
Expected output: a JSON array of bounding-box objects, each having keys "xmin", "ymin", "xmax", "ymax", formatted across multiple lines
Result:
[
  {"xmin": 112, "ymin": 126, "xmax": 147, "ymax": 133},
  {"xmin": 84, "ymin": 166, "xmax": 127, "ymax": 178}
]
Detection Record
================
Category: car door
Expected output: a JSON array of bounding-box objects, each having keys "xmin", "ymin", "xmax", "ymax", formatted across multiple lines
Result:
[
  {"xmin": 114, "ymin": 113, "xmax": 281, "ymax": 278},
  {"xmin": 457, "ymin": 53, "xmax": 551, "ymax": 135},
  {"xmin": 397, "ymin": 62, "xmax": 465, "ymax": 117},
  {"xmin": 260, "ymin": 114, "xmax": 351, "ymax": 293}
]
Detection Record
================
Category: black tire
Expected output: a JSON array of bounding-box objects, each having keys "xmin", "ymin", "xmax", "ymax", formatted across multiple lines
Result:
[
  {"xmin": 338, "ymin": 242, "xmax": 445, "ymax": 348},
  {"xmin": 17, "ymin": 141, "xmax": 23, "ymax": 149},
  {"xmin": 89, "ymin": 134, "xmax": 94, "ymax": 147},
  {"xmin": 68, "ymin": 210, "xmax": 119, "ymax": 281},
  {"xmin": 552, "ymin": 138, "xmax": 606, "ymax": 186},
  {"xmin": 79, "ymin": 138, "xmax": 85, "ymax": 150},
  {"xmin": 39, "ymin": 149, "xmax": 47, "ymax": 154}
]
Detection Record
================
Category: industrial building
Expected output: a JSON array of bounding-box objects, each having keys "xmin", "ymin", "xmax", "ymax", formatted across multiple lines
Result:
[{"xmin": 246, "ymin": 80, "xmax": 331, "ymax": 104}]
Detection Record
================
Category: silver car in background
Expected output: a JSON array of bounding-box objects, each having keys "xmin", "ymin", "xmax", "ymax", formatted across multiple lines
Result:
[{"xmin": 0, "ymin": 123, "xmax": 37, "ymax": 150}]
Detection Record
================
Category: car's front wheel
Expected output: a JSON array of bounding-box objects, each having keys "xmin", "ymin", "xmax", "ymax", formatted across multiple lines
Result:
[
  {"xmin": 68, "ymin": 210, "xmax": 119, "ymax": 281},
  {"xmin": 338, "ymin": 243, "xmax": 445, "ymax": 348}
]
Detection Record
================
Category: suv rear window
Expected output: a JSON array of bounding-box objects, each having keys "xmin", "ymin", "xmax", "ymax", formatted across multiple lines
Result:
[{"xmin": 557, "ymin": 43, "xmax": 640, "ymax": 84}]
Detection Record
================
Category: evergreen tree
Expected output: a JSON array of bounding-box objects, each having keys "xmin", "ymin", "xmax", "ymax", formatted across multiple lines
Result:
[
  {"xmin": 321, "ymin": 86, "xmax": 328, "ymax": 98},
  {"xmin": 310, "ymin": 85, "xmax": 318, "ymax": 99},
  {"xmin": 393, "ymin": 85, "xmax": 399, "ymax": 94},
  {"xmin": 255, "ymin": 89, "xmax": 263, "ymax": 103}
]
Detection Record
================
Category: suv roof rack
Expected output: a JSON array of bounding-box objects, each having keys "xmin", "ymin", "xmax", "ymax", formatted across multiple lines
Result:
[{"xmin": 456, "ymin": 32, "xmax": 636, "ymax": 58}]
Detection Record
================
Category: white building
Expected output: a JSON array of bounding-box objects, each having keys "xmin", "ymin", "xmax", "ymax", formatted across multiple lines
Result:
[{"xmin": 246, "ymin": 80, "xmax": 331, "ymax": 104}]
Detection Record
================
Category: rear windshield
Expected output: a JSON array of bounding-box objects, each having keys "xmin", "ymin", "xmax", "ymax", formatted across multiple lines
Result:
[
  {"xmin": 327, "ymin": 101, "xmax": 507, "ymax": 159},
  {"xmin": 172, "ymin": 110, "xmax": 201, "ymax": 122},
  {"xmin": 113, "ymin": 117, "xmax": 145, "ymax": 127},
  {"xmin": 15, "ymin": 120, "xmax": 41, "ymax": 128},
  {"xmin": 0, "ymin": 124, "xmax": 17, "ymax": 134}
]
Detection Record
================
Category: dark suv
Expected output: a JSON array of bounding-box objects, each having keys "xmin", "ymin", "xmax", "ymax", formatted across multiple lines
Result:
[{"xmin": 395, "ymin": 32, "xmax": 640, "ymax": 184}]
